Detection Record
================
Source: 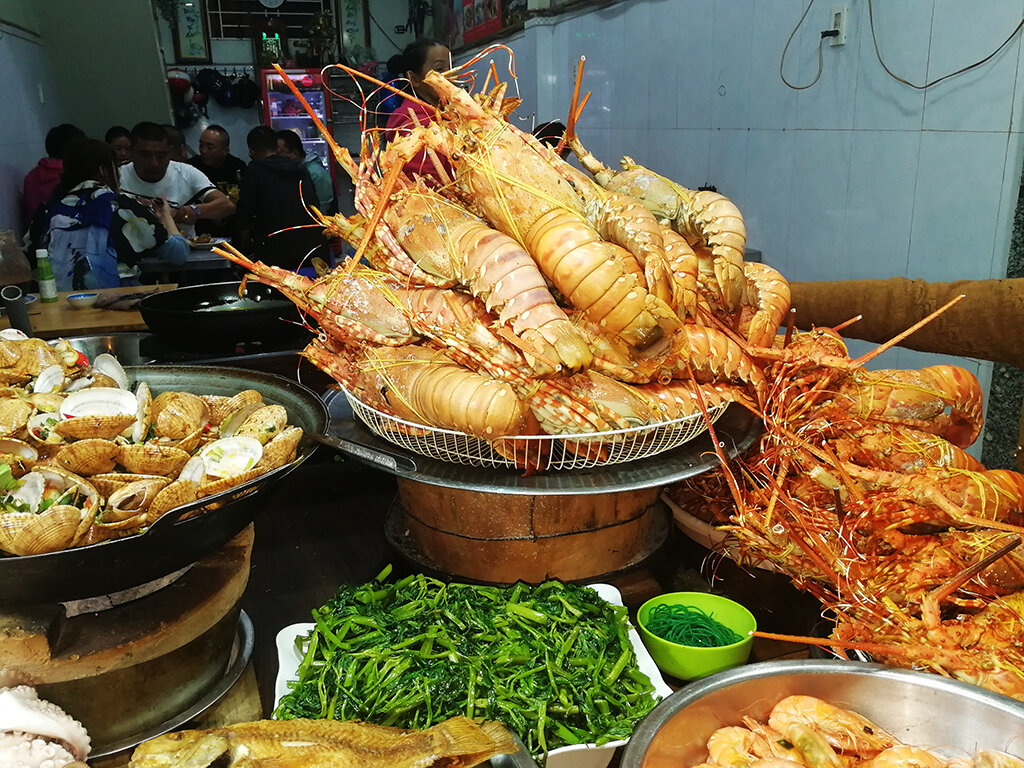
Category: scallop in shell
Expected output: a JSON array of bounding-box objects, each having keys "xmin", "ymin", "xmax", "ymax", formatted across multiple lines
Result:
[
  {"xmin": 55, "ymin": 388, "xmax": 137, "ymax": 440},
  {"xmin": 55, "ymin": 439, "xmax": 120, "ymax": 476},
  {"xmin": 27, "ymin": 412, "xmax": 65, "ymax": 445},
  {"xmin": 198, "ymin": 436, "xmax": 263, "ymax": 479}
]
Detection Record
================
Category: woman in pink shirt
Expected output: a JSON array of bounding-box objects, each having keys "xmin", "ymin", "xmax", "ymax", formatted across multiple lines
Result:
[{"xmin": 385, "ymin": 39, "xmax": 452, "ymax": 180}]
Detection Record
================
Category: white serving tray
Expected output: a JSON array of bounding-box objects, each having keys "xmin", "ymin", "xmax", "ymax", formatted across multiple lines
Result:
[{"xmin": 274, "ymin": 583, "xmax": 672, "ymax": 768}]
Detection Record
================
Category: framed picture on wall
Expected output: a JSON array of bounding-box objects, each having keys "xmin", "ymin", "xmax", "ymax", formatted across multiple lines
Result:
[{"xmin": 173, "ymin": 0, "xmax": 212, "ymax": 63}]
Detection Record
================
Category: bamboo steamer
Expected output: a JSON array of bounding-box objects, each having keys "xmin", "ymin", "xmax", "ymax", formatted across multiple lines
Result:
[{"xmin": 394, "ymin": 479, "xmax": 666, "ymax": 583}]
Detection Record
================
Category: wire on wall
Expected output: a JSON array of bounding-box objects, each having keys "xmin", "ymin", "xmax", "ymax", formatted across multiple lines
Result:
[
  {"xmin": 868, "ymin": 0, "xmax": 1024, "ymax": 90},
  {"xmin": 779, "ymin": 0, "xmax": 825, "ymax": 91}
]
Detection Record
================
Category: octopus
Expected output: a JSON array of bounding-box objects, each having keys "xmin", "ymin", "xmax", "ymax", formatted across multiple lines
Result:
[{"xmin": 0, "ymin": 686, "xmax": 91, "ymax": 768}]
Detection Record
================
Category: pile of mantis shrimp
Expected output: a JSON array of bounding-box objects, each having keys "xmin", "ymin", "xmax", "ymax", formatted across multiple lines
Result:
[{"xmin": 216, "ymin": 47, "xmax": 1024, "ymax": 701}]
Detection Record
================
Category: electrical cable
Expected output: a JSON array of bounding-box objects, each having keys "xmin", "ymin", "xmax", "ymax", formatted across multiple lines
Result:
[
  {"xmin": 780, "ymin": 0, "xmax": 825, "ymax": 91},
  {"xmin": 367, "ymin": 9, "xmax": 403, "ymax": 54},
  {"xmin": 868, "ymin": 0, "xmax": 1024, "ymax": 90}
]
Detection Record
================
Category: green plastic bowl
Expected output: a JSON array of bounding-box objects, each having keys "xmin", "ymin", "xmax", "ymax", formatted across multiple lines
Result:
[{"xmin": 637, "ymin": 592, "xmax": 756, "ymax": 681}]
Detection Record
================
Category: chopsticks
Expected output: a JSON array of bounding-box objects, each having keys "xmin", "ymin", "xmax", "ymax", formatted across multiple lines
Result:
[{"xmin": 121, "ymin": 191, "xmax": 181, "ymax": 209}]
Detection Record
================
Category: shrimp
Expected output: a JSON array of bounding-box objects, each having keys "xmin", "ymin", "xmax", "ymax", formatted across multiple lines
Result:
[
  {"xmin": 860, "ymin": 746, "xmax": 947, "ymax": 768},
  {"xmin": 768, "ymin": 696, "xmax": 897, "ymax": 758}
]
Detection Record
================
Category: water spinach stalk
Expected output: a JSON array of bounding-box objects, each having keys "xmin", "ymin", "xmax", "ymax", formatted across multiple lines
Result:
[{"xmin": 274, "ymin": 566, "xmax": 661, "ymax": 760}]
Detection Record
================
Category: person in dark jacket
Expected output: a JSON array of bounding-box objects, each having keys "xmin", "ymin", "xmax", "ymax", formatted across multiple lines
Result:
[{"xmin": 236, "ymin": 126, "xmax": 323, "ymax": 271}]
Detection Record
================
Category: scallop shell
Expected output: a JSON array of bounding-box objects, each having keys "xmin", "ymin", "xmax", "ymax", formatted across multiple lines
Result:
[
  {"xmin": 152, "ymin": 391, "xmax": 209, "ymax": 440},
  {"xmin": 33, "ymin": 364, "xmax": 65, "ymax": 394},
  {"xmin": 55, "ymin": 439, "xmax": 121, "ymax": 476},
  {"xmin": 198, "ymin": 436, "xmax": 263, "ymax": 479},
  {"xmin": 254, "ymin": 426, "xmax": 303, "ymax": 473},
  {"xmin": 0, "ymin": 339, "xmax": 22, "ymax": 367},
  {"xmin": 92, "ymin": 353, "xmax": 128, "ymax": 390},
  {"xmin": 16, "ymin": 338, "xmax": 63, "ymax": 375},
  {"xmin": 27, "ymin": 391, "xmax": 66, "ymax": 412},
  {"xmin": 118, "ymin": 443, "xmax": 191, "ymax": 476},
  {"xmin": 0, "ymin": 399, "xmax": 33, "ymax": 438},
  {"xmin": 56, "ymin": 388, "xmax": 138, "ymax": 439}
]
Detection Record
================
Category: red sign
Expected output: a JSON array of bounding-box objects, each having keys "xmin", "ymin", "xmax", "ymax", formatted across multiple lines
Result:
[{"xmin": 462, "ymin": 0, "xmax": 502, "ymax": 45}]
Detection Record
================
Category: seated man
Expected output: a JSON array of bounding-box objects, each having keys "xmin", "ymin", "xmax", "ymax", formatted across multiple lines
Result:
[
  {"xmin": 236, "ymin": 126, "xmax": 324, "ymax": 271},
  {"xmin": 119, "ymin": 122, "xmax": 234, "ymax": 237},
  {"xmin": 275, "ymin": 129, "xmax": 334, "ymax": 215},
  {"xmin": 189, "ymin": 124, "xmax": 246, "ymax": 237}
]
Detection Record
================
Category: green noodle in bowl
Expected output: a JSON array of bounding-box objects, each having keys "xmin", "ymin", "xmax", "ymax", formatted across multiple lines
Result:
[{"xmin": 637, "ymin": 592, "xmax": 756, "ymax": 681}]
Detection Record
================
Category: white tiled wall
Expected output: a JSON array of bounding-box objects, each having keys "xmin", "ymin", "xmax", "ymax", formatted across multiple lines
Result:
[{"xmin": 460, "ymin": 0, "xmax": 1024, "ymax": 451}]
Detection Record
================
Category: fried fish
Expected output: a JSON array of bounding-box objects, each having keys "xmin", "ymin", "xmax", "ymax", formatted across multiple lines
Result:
[{"xmin": 129, "ymin": 715, "xmax": 519, "ymax": 768}]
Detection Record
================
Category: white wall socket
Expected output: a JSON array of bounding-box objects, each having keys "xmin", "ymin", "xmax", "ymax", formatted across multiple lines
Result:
[{"xmin": 830, "ymin": 4, "xmax": 849, "ymax": 46}]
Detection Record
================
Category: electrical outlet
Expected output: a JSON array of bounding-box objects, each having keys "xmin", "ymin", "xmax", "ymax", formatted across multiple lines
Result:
[{"xmin": 829, "ymin": 4, "xmax": 848, "ymax": 46}]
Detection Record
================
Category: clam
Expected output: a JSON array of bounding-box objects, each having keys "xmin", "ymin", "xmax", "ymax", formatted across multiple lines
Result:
[
  {"xmin": 0, "ymin": 438, "xmax": 38, "ymax": 476},
  {"xmin": 89, "ymin": 472, "xmax": 164, "ymax": 498},
  {"xmin": 198, "ymin": 436, "xmax": 263, "ymax": 479},
  {"xmin": 92, "ymin": 353, "xmax": 128, "ymax": 390},
  {"xmin": 55, "ymin": 438, "xmax": 121, "ymax": 476},
  {"xmin": 33, "ymin": 365, "xmax": 65, "ymax": 394},
  {"xmin": 254, "ymin": 426, "xmax": 303, "ymax": 473},
  {"xmin": 198, "ymin": 467, "xmax": 262, "ymax": 497},
  {"xmin": 131, "ymin": 381, "xmax": 153, "ymax": 443},
  {"xmin": 0, "ymin": 505, "xmax": 82, "ymax": 555},
  {"xmin": 0, "ymin": 329, "xmax": 28, "ymax": 343},
  {"xmin": 105, "ymin": 477, "xmax": 171, "ymax": 523},
  {"xmin": 207, "ymin": 390, "xmax": 263, "ymax": 427},
  {"xmin": 149, "ymin": 456, "xmax": 205, "ymax": 518},
  {"xmin": 7, "ymin": 472, "xmax": 45, "ymax": 513},
  {"xmin": 0, "ymin": 398, "xmax": 33, "ymax": 438},
  {"xmin": 219, "ymin": 402, "xmax": 262, "ymax": 438},
  {"xmin": 32, "ymin": 466, "xmax": 101, "ymax": 512},
  {"xmin": 27, "ymin": 412, "xmax": 65, "ymax": 445},
  {"xmin": 56, "ymin": 387, "xmax": 138, "ymax": 440},
  {"xmin": 152, "ymin": 391, "xmax": 209, "ymax": 440},
  {"xmin": 118, "ymin": 443, "xmax": 191, "ymax": 476}
]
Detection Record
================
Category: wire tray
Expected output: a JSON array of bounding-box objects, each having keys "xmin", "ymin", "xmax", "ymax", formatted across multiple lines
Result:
[{"xmin": 343, "ymin": 390, "xmax": 728, "ymax": 471}]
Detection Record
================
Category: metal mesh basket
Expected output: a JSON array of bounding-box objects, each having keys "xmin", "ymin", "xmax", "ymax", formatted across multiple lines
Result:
[{"xmin": 344, "ymin": 390, "xmax": 728, "ymax": 471}]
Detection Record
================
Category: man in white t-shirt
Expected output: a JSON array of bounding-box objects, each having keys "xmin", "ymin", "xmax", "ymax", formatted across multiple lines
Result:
[{"xmin": 119, "ymin": 122, "xmax": 235, "ymax": 237}]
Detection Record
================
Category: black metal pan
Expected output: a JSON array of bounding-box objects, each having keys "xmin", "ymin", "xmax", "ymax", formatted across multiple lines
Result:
[
  {"xmin": 0, "ymin": 365, "xmax": 328, "ymax": 606},
  {"xmin": 138, "ymin": 282, "xmax": 308, "ymax": 349}
]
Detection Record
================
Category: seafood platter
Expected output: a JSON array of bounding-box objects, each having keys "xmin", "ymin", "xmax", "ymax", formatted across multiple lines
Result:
[{"xmin": 5, "ymin": 40, "xmax": 1024, "ymax": 768}]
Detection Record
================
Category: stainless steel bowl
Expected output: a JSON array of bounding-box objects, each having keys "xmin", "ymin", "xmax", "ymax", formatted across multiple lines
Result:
[
  {"xmin": 64, "ymin": 332, "xmax": 157, "ymax": 366},
  {"xmin": 620, "ymin": 660, "xmax": 1024, "ymax": 768}
]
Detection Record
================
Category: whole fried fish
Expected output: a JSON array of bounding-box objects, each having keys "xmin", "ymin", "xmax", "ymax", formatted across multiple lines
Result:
[{"xmin": 128, "ymin": 715, "xmax": 518, "ymax": 768}]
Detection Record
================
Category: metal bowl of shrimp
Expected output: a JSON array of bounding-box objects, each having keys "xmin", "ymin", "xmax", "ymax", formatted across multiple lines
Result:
[{"xmin": 620, "ymin": 659, "xmax": 1024, "ymax": 768}]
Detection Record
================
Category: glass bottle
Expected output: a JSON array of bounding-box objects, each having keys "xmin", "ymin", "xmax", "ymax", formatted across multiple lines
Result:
[{"xmin": 36, "ymin": 249, "xmax": 58, "ymax": 303}]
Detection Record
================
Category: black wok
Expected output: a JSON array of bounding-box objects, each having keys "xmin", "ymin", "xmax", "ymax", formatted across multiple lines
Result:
[
  {"xmin": 0, "ymin": 366, "xmax": 328, "ymax": 606},
  {"xmin": 138, "ymin": 282, "xmax": 309, "ymax": 349}
]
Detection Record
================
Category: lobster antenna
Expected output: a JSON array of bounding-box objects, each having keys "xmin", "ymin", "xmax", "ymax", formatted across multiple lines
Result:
[
  {"xmin": 832, "ymin": 314, "xmax": 862, "ymax": 332},
  {"xmin": 561, "ymin": 56, "xmax": 587, "ymax": 146},
  {"xmin": 849, "ymin": 294, "xmax": 965, "ymax": 367}
]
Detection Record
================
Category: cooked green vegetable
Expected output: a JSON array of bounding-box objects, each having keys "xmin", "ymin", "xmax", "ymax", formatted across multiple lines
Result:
[{"xmin": 274, "ymin": 566, "xmax": 660, "ymax": 760}]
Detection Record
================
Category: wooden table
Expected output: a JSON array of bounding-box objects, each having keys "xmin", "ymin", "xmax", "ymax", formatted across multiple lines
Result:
[{"xmin": 0, "ymin": 285, "xmax": 176, "ymax": 340}]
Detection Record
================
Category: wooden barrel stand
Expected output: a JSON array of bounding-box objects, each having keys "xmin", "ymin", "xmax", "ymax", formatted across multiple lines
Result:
[
  {"xmin": 0, "ymin": 526, "xmax": 255, "ymax": 753},
  {"xmin": 392, "ymin": 479, "xmax": 668, "ymax": 584}
]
